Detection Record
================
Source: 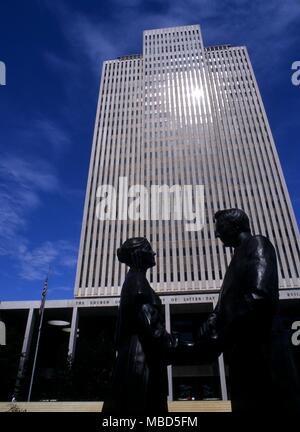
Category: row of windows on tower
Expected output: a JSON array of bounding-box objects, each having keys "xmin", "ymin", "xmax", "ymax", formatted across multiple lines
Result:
[
  {"xmin": 145, "ymin": 30, "xmax": 200, "ymax": 40},
  {"xmin": 207, "ymin": 48, "xmax": 245, "ymax": 58},
  {"xmin": 209, "ymin": 63, "xmax": 250, "ymax": 76},
  {"xmin": 146, "ymin": 53, "xmax": 202, "ymax": 62},
  {"xmin": 104, "ymin": 66, "xmax": 141, "ymax": 78},
  {"xmin": 144, "ymin": 39, "xmax": 201, "ymax": 51},
  {"xmin": 145, "ymin": 59, "xmax": 201, "ymax": 69},
  {"xmin": 100, "ymin": 101, "xmax": 140, "ymax": 110},
  {"xmin": 145, "ymin": 29, "xmax": 199, "ymax": 40},
  {"xmin": 145, "ymin": 44, "xmax": 201, "ymax": 55}
]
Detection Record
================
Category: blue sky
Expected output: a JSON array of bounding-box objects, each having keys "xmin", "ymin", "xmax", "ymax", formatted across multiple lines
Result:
[{"xmin": 0, "ymin": 0, "xmax": 299, "ymax": 301}]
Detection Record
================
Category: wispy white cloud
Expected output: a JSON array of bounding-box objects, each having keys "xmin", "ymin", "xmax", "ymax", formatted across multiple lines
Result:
[
  {"xmin": 0, "ymin": 155, "xmax": 59, "ymax": 192},
  {"xmin": 44, "ymin": 51, "xmax": 76, "ymax": 73},
  {"xmin": 35, "ymin": 118, "xmax": 71, "ymax": 155},
  {"xmin": 18, "ymin": 241, "xmax": 77, "ymax": 281},
  {"xmin": 21, "ymin": 117, "xmax": 71, "ymax": 157},
  {"xmin": 0, "ymin": 155, "xmax": 77, "ymax": 281},
  {"xmin": 0, "ymin": 155, "xmax": 59, "ymax": 251}
]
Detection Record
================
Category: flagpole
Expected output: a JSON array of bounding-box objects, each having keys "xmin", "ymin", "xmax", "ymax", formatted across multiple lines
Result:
[{"xmin": 27, "ymin": 270, "xmax": 50, "ymax": 402}]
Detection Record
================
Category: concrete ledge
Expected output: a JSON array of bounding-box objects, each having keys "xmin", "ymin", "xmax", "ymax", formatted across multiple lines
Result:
[{"xmin": 0, "ymin": 401, "xmax": 231, "ymax": 412}]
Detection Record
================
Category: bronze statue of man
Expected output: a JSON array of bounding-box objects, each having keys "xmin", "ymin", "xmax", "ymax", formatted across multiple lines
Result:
[
  {"xmin": 197, "ymin": 209, "xmax": 300, "ymax": 414},
  {"xmin": 102, "ymin": 237, "xmax": 176, "ymax": 414}
]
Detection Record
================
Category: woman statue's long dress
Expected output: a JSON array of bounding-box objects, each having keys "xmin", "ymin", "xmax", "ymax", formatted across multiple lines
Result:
[{"xmin": 102, "ymin": 238, "xmax": 176, "ymax": 414}]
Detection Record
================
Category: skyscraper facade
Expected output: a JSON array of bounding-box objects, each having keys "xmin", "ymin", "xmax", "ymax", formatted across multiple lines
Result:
[{"xmin": 74, "ymin": 24, "xmax": 300, "ymax": 298}]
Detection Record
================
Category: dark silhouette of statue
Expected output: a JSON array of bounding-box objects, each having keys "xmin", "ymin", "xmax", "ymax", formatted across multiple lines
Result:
[
  {"xmin": 197, "ymin": 209, "xmax": 300, "ymax": 414},
  {"xmin": 102, "ymin": 237, "xmax": 176, "ymax": 414}
]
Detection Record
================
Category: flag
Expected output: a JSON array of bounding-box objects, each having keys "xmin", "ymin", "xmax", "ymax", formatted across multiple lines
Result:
[{"xmin": 39, "ymin": 275, "xmax": 48, "ymax": 315}]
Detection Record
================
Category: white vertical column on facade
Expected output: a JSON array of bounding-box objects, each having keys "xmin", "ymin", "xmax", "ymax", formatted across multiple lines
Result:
[
  {"xmin": 201, "ymin": 50, "xmax": 227, "ymax": 289},
  {"xmin": 161, "ymin": 41, "xmax": 172, "ymax": 291},
  {"xmin": 191, "ymin": 64, "xmax": 209, "ymax": 290},
  {"xmin": 121, "ymin": 60, "xmax": 132, "ymax": 247},
  {"xmin": 139, "ymin": 50, "xmax": 146, "ymax": 244},
  {"xmin": 218, "ymin": 354, "xmax": 228, "ymax": 401},
  {"xmin": 177, "ymin": 39, "xmax": 193, "ymax": 291},
  {"xmin": 181, "ymin": 31, "xmax": 201, "ymax": 290},
  {"xmin": 143, "ymin": 46, "xmax": 153, "ymax": 286},
  {"xmin": 171, "ymin": 32, "xmax": 189, "ymax": 292},
  {"xmin": 179, "ymin": 33, "xmax": 194, "ymax": 289},
  {"xmin": 117, "ymin": 60, "xmax": 129, "ymax": 290},
  {"xmin": 204, "ymin": 49, "xmax": 233, "ymax": 273},
  {"xmin": 100, "ymin": 61, "xmax": 120, "ymax": 295},
  {"xmin": 209, "ymin": 59, "xmax": 234, "ymax": 282},
  {"xmin": 198, "ymin": 73, "xmax": 219, "ymax": 290},
  {"xmin": 195, "ymin": 51, "xmax": 216, "ymax": 290},
  {"xmin": 132, "ymin": 59, "xmax": 141, "ymax": 239},
  {"xmin": 164, "ymin": 37, "xmax": 180, "ymax": 292},
  {"xmin": 143, "ymin": 42, "xmax": 152, "ymax": 283},
  {"xmin": 161, "ymin": 42, "xmax": 171, "ymax": 291},
  {"xmin": 187, "ymin": 49, "xmax": 202, "ymax": 289},
  {"xmin": 14, "ymin": 308, "xmax": 36, "ymax": 398},
  {"xmin": 136, "ymin": 58, "xmax": 144, "ymax": 239},
  {"xmin": 156, "ymin": 36, "xmax": 165, "ymax": 291},
  {"xmin": 105, "ymin": 63, "xmax": 121, "ymax": 294},
  {"xmin": 67, "ymin": 307, "xmax": 79, "ymax": 363},
  {"xmin": 155, "ymin": 30, "xmax": 161, "ymax": 286},
  {"xmin": 169, "ymin": 31, "xmax": 184, "ymax": 288},
  {"xmin": 93, "ymin": 62, "xmax": 114, "ymax": 295},
  {"xmin": 112, "ymin": 61, "xmax": 125, "ymax": 294},
  {"xmin": 198, "ymin": 49, "xmax": 223, "ymax": 290},
  {"xmin": 202, "ymin": 50, "xmax": 230, "ymax": 283}
]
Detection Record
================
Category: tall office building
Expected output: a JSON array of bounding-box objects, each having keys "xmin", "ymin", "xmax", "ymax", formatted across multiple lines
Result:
[{"xmin": 74, "ymin": 24, "xmax": 300, "ymax": 298}]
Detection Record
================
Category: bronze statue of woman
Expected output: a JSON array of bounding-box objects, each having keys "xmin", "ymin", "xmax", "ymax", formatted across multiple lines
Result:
[{"xmin": 102, "ymin": 237, "xmax": 176, "ymax": 414}]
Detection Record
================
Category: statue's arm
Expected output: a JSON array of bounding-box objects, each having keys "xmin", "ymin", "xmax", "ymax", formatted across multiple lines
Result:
[
  {"xmin": 195, "ymin": 303, "xmax": 224, "ymax": 362},
  {"xmin": 136, "ymin": 299, "xmax": 177, "ymax": 363}
]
